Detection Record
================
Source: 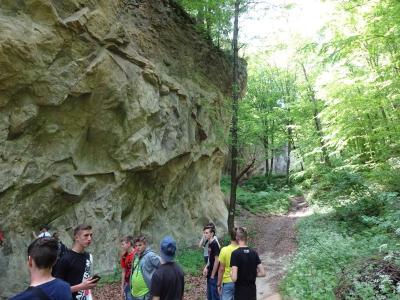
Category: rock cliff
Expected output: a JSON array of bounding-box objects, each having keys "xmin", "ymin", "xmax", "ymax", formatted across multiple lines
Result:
[{"xmin": 0, "ymin": 0, "xmax": 238, "ymax": 297}]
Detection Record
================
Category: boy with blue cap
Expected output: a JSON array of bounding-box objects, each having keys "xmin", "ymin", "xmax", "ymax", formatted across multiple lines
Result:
[{"xmin": 150, "ymin": 236, "xmax": 184, "ymax": 300}]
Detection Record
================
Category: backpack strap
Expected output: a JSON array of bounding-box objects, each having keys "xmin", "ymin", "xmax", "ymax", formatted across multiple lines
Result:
[{"xmin": 27, "ymin": 286, "xmax": 51, "ymax": 300}]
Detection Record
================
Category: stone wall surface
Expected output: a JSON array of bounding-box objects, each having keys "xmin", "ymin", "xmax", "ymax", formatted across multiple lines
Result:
[{"xmin": 0, "ymin": 0, "xmax": 237, "ymax": 297}]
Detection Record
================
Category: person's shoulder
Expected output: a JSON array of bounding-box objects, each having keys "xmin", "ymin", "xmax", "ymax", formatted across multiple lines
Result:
[
  {"xmin": 219, "ymin": 246, "xmax": 228, "ymax": 256},
  {"xmin": 51, "ymin": 278, "xmax": 71, "ymax": 288},
  {"xmin": 210, "ymin": 239, "xmax": 219, "ymax": 247},
  {"xmin": 9, "ymin": 290, "xmax": 36, "ymax": 300}
]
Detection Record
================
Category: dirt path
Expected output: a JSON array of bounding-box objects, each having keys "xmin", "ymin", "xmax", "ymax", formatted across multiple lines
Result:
[{"xmin": 236, "ymin": 196, "xmax": 311, "ymax": 300}]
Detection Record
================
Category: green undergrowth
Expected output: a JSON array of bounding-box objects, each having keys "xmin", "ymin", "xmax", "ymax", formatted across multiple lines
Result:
[
  {"xmin": 175, "ymin": 247, "xmax": 204, "ymax": 275},
  {"xmin": 95, "ymin": 266, "xmax": 121, "ymax": 286},
  {"xmin": 281, "ymin": 165, "xmax": 400, "ymax": 299},
  {"xmin": 220, "ymin": 175, "xmax": 301, "ymax": 215}
]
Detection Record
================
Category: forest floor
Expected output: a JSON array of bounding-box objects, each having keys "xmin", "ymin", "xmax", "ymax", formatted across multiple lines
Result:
[{"xmin": 93, "ymin": 196, "xmax": 311, "ymax": 300}]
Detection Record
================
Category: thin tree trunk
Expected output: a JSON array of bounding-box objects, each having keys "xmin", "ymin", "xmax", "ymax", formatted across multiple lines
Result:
[
  {"xmin": 228, "ymin": 0, "xmax": 240, "ymax": 232},
  {"xmin": 264, "ymin": 137, "xmax": 269, "ymax": 177},
  {"xmin": 292, "ymin": 140, "xmax": 305, "ymax": 171},
  {"xmin": 268, "ymin": 122, "xmax": 275, "ymax": 183},
  {"xmin": 301, "ymin": 64, "xmax": 331, "ymax": 166},
  {"xmin": 286, "ymin": 125, "xmax": 292, "ymax": 185}
]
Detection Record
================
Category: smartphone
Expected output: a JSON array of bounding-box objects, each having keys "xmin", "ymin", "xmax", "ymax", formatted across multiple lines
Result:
[{"xmin": 92, "ymin": 274, "xmax": 101, "ymax": 282}]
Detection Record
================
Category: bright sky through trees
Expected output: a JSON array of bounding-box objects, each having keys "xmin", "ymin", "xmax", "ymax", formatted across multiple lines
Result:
[{"xmin": 240, "ymin": 0, "xmax": 335, "ymax": 64}]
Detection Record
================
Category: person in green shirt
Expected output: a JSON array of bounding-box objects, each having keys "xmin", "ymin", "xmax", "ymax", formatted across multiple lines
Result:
[
  {"xmin": 217, "ymin": 228, "xmax": 239, "ymax": 300},
  {"xmin": 130, "ymin": 235, "xmax": 161, "ymax": 300}
]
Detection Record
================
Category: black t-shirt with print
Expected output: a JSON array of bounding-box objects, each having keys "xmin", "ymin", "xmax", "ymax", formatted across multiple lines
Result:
[
  {"xmin": 230, "ymin": 247, "xmax": 261, "ymax": 300},
  {"xmin": 150, "ymin": 262, "xmax": 184, "ymax": 300},
  {"xmin": 53, "ymin": 249, "xmax": 91, "ymax": 300},
  {"xmin": 207, "ymin": 239, "xmax": 220, "ymax": 278}
]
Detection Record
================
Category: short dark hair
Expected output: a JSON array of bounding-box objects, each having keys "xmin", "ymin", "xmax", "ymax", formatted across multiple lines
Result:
[
  {"xmin": 40, "ymin": 224, "xmax": 50, "ymax": 231},
  {"xmin": 235, "ymin": 227, "xmax": 247, "ymax": 242},
  {"xmin": 135, "ymin": 235, "xmax": 147, "ymax": 244},
  {"xmin": 121, "ymin": 235, "xmax": 135, "ymax": 246},
  {"xmin": 73, "ymin": 224, "xmax": 92, "ymax": 236},
  {"xmin": 27, "ymin": 238, "xmax": 58, "ymax": 269},
  {"xmin": 203, "ymin": 222, "xmax": 215, "ymax": 231}
]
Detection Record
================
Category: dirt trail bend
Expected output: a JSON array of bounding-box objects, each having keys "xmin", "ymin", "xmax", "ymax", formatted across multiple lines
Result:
[{"xmin": 236, "ymin": 196, "xmax": 311, "ymax": 300}]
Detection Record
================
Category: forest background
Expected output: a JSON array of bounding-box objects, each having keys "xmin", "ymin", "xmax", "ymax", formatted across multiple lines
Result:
[{"xmin": 177, "ymin": 0, "xmax": 400, "ymax": 299}]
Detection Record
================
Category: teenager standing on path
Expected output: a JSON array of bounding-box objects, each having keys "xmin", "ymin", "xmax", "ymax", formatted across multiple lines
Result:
[
  {"xmin": 217, "ymin": 228, "xmax": 239, "ymax": 300},
  {"xmin": 130, "ymin": 235, "xmax": 161, "ymax": 300},
  {"xmin": 150, "ymin": 236, "xmax": 184, "ymax": 300},
  {"xmin": 11, "ymin": 237, "xmax": 72, "ymax": 300},
  {"xmin": 202, "ymin": 226, "xmax": 220, "ymax": 300},
  {"xmin": 53, "ymin": 224, "xmax": 98, "ymax": 300},
  {"xmin": 199, "ymin": 223, "xmax": 220, "ymax": 264},
  {"xmin": 230, "ymin": 227, "xmax": 266, "ymax": 300},
  {"xmin": 121, "ymin": 236, "xmax": 136, "ymax": 300}
]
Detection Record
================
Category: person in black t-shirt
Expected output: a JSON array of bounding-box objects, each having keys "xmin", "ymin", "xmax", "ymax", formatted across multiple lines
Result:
[
  {"xmin": 53, "ymin": 224, "xmax": 98, "ymax": 300},
  {"xmin": 202, "ymin": 226, "xmax": 220, "ymax": 300},
  {"xmin": 150, "ymin": 236, "xmax": 184, "ymax": 300},
  {"xmin": 230, "ymin": 227, "xmax": 265, "ymax": 300},
  {"xmin": 10, "ymin": 237, "xmax": 72, "ymax": 300}
]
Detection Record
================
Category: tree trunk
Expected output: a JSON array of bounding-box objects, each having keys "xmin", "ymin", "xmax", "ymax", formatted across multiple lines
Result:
[
  {"xmin": 301, "ymin": 64, "xmax": 331, "ymax": 166},
  {"xmin": 286, "ymin": 125, "xmax": 292, "ymax": 185},
  {"xmin": 228, "ymin": 0, "xmax": 240, "ymax": 232},
  {"xmin": 263, "ymin": 137, "xmax": 269, "ymax": 177},
  {"xmin": 268, "ymin": 122, "xmax": 275, "ymax": 183}
]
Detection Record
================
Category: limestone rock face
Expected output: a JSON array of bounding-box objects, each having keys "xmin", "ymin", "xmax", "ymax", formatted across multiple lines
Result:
[{"xmin": 0, "ymin": 0, "xmax": 237, "ymax": 297}]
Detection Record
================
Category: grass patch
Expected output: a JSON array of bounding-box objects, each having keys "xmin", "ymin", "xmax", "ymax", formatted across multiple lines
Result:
[
  {"xmin": 221, "ymin": 175, "xmax": 298, "ymax": 215},
  {"xmin": 175, "ymin": 247, "xmax": 204, "ymax": 275},
  {"xmin": 96, "ymin": 267, "xmax": 121, "ymax": 287},
  {"xmin": 280, "ymin": 165, "xmax": 400, "ymax": 300},
  {"xmin": 281, "ymin": 207, "xmax": 400, "ymax": 299}
]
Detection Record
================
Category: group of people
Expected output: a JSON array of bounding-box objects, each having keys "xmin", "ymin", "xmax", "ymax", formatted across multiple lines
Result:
[
  {"xmin": 11, "ymin": 225, "xmax": 184, "ymax": 300},
  {"xmin": 11, "ymin": 222, "xmax": 265, "ymax": 300},
  {"xmin": 200, "ymin": 223, "xmax": 265, "ymax": 300}
]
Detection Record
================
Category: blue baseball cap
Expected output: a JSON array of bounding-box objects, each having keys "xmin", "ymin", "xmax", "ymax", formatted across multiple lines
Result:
[{"xmin": 160, "ymin": 236, "xmax": 176, "ymax": 262}]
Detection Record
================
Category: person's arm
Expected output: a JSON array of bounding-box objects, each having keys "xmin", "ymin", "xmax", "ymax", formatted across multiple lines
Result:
[
  {"xmin": 217, "ymin": 262, "xmax": 225, "ymax": 294},
  {"xmin": 121, "ymin": 268, "xmax": 126, "ymax": 296},
  {"xmin": 70, "ymin": 279, "xmax": 97, "ymax": 293},
  {"xmin": 32, "ymin": 231, "xmax": 38, "ymax": 239},
  {"xmin": 203, "ymin": 264, "xmax": 208, "ymax": 277},
  {"xmin": 199, "ymin": 235, "xmax": 205, "ymax": 248},
  {"xmin": 230, "ymin": 266, "xmax": 238, "ymax": 282},
  {"xmin": 152, "ymin": 297, "xmax": 160, "ymax": 300},
  {"xmin": 150, "ymin": 253, "xmax": 161, "ymax": 268},
  {"xmin": 257, "ymin": 263, "xmax": 266, "ymax": 277}
]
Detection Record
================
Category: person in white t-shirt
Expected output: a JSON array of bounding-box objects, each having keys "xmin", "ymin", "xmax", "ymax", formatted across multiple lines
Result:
[{"xmin": 32, "ymin": 224, "xmax": 51, "ymax": 239}]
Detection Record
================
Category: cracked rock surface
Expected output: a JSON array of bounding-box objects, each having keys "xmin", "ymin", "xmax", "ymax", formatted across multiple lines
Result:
[{"xmin": 0, "ymin": 1, "xmax": 244, "ymax": 297}]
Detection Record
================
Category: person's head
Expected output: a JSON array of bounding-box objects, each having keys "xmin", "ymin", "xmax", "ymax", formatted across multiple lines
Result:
[
  {"xmin": 135, "ymin": 235, "xmax": 147, "ymax": 255},
  {"xmin": 203, "ymin": 226, "xmax": 215, "ymax": 241},
  {"xmin": 27, "ymin": 237, "xmax": 58, "ymax": 270},
  {"xmin": 235, "ymin": 227, "xmax": 247, "ymax": 243},
  {"xmin": 73, "ymin": 224, "xmax": 93, "ymax": 248},
  {"xmin": 121, "ymin": 235, "xmax": 135, "ymax": 252},
  {"xmin": 160, "ymin": 236, "xmax": 176, "ymax": 263},
  {"xmin": 230, "ymin": 227, "xmax": 238, "ymax": 242},
  {"xmin": 40, "ymin": 224, "xmax": 50, "ymax": 233}
]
